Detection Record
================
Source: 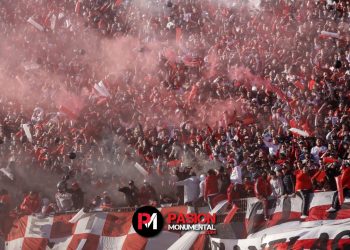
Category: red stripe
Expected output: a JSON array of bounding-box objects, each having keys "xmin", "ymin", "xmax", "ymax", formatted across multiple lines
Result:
[{"xmin": 224, "ymin": 205, "xmax": 239, "ymax": 224}]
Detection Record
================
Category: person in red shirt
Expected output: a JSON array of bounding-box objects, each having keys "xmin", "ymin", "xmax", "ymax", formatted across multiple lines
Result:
[
  {"xmin": 294, "ymin": 165, "xmax": 313, "ymax": 219},
  {"xmin": 0, "ymin": 189, "xmax": 11, "ymax": 236},
  {"xmin": 0, "ymin": 189, "xmax": 11, "ymax": 211},
  {"xmin": 204, "ymin": 169, "xmax": 219, "ymax": 208},
  {"xmin": 254, "ymin": 171, "xmax": 272, "ymax": 220},
  {"xmin": 327, "ymin": 164, "xmax": 350, "ymax": 212},
  {"xmin": 227, "ymin": 183, "xmax": 243, "ymax": 205},
  {"xmin": 20, "ymin": 191, "xmax": 41, "ymax": 215}
]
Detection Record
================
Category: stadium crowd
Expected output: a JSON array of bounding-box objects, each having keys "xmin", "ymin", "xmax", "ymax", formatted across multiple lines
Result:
[{"xmin": 1, "ymin": 0, "xmax": 350, "ymax": 235}]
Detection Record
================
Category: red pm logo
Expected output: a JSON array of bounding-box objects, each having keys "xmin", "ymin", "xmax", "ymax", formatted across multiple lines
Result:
[{"xmin": 138, "ymin": 213, "xmax": 158, "ymax": 230}]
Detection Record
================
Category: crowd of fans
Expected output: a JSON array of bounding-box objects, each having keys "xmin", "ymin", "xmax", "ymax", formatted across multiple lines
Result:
[{"xmin": 1, "ymin": 0, "xmax": 350, "ymax": 235}]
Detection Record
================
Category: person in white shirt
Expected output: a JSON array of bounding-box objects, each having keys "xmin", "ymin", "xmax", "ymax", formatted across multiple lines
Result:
[
  {"xmin": 310, "ymin": 138, "xmax": 327, "ymax": 163},
  {"xmin": 198, "ymin": 174, "xmax": 206, "ymax": 199},
  {"xmin": 230, "ymin": 165, "xmax": 242, "ymax": 185},
  {"xmin": 268, "ymin": 137, "xmax": 281, "ymax": 156},
  {"xmin": 193, "ymin": 174, "xmax": 206, "ymax": 212},
  {"xmin": 176, "ymin": 172, "xmax": 200, "ymax": 205},
  {"xmin": 269, "ymin": 171, "xmax": 284, "ymax": 198}
]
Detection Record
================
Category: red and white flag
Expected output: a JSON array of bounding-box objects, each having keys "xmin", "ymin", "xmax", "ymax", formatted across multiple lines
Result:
[
  {"xmin": 134, "ymin": 162, "xmax": 149, "ymax": 176},
  {"xmin": 336, "ymin": 176, "xmax": 345, "ymax": 206},
  {"xmin": 22, "ymin": 124, "xmax": 33, "ymax": 143},
  {"xmin": 320, "ymin": 31, "xmax": 340, "ymax": 39}
]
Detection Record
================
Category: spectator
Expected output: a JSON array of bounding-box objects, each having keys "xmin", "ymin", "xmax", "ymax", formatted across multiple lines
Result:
[
  {"xmin": 269, "ymin": 171, "xmax": 284, "ymax": 198},
  {"xmin": 0, "ymin": 189, "xmax": 11, "ymax": 236},
  {"xmin": 41, "ymin": 198, "xmax": 56, "ymax": 216},
  {"xmin": 139, "ymin": 181, "xmax": 157, "ymax": 206},
  {"xmin": 176, "ymin": 172, "xmax": 200, "ymax": 206},
  {"xmin": 227, "ymin": 183, "xmax": 244, "ymax": 205},
  {"xmin": 193, "ymin": 174, "xmax": 206, "ymax": 211},
  {"xmin": 230, "ymin": 165, "xmax": 243, "ymax": 186},
  {"xmin": 118, "ymin": 180, "xmax": 139, "ymax": 207},
  {"xmin": 204, "ymin": 169, "xmax": 219, "ymax": 207},
  {"xmin": 325, "ymin": 163, "xmax": 341, "ymax": 191},
  {"xmin": 311, "ymin": 138, "xmax": 327, "ymax": 163},
  {"xmin": 295, "ymin": 165, "xmax": 313, "ymax": 219},
  {"xmin": 219, "ymin": 167, "xmax": 231, "ymax": 194},
  {"xmin": 282, "ymin": 166, "xmax": 295, "ymax": 195},
  {"xmin": 243, "ymin": 177, "xmax": 255, "ymax": 197},
  {"xmin": 20, "ymin": 191, "xmax": 40, "ymax": 215},
  {"xmin": 90, "ymin": 195, "xmax": 102, "ymax": 209},
  {"xmin": 0, "ymin": 189, "xmax": 10, "ymax": 213},
  {"xmin": 254, "ymin": 172, "xmax": 272, "ymax": 220},
  {"xmin": 69, "ymin": 182, "xmax": 84, "ymax": 210},
  {"xmin": 100, "ymin": 196, "xmax": 113, "ymax": 211},
  {"xmin": 55, "ymin": 181, "xmax": 74, "ymax": 212},
  {"xmin": 327, "ymin": 164, "xmax": 350, "ymax": 212}
]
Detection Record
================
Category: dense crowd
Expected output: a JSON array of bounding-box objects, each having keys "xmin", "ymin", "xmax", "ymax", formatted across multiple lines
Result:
[{"xmin": 1, "ymin": 0, "xmax": 350, "ymax": 235}]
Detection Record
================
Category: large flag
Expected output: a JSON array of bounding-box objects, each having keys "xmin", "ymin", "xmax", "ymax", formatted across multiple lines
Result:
[
  {"xmin": 211, "ymin": 219, "xmax": 350, "ymax": 249},
  {"xmin": 245, "ymin": 191, "xmax": 350, "ymax": 236},
  {"xmin": 22, "ymin": 124, "xmax": 33, "ymax": 143},
  {"xmin": 5, "ymin": 207, "xmax": 192, "ymax": 250}
]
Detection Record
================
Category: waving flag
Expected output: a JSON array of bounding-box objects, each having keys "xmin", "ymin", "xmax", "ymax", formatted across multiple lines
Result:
[
  {"xmin": 94, "ymin": 81, "xmax": 111, "ymax": 97},
  {"xmin": 22, "ymin": 124, "xmax": 33, "ymax": 143},
  {"xmin": 4, "ymin": 207, "xmax": 192, "ymax": 250},
  {"xmin": 289, "ymin": 128, "xmax": 310, "ymax": 137},
  {"xmin": 320, "ymin": 31, "xmax": 340, "ymax": 39}
]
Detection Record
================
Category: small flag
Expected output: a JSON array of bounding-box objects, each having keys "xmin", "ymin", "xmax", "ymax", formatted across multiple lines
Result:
[
  {"xmin": 320, "ymin": 31, "xmax": 340, "ymax": 39},
  {"xmin": 289, "ymin": 128, "xmax": 310, "ymax": 137},
  {"xmin": 0, "ymin": 168, "xmax": 14, "ymax": 181},
  {"xmin": 22, "ymin": 124, "xmax": 33, "ymax": 143},
  {"xmin": 134, "ymin": 163, "xmax": 148, "ymax": 176},
  {"xmin": 94, "ymin": 81, "xmax": 110, "ymax": 97},
  {"xmin": 27, "ymin": 17, "xmax": 44, "ymax": 32},
  {"xmin": 335, "ymin": 176, "xmax": 344, "ymax": 206}
]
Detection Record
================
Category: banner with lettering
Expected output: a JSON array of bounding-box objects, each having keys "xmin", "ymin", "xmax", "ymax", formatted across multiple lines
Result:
[
  {"xmin": 245, "ymin": 191, "xmax": 350, "ymax": 235},
  {"xmin": 4, "ymin": 206, "xmax": 190, "ymax": 250},
  {"xmin": 211, "ymin": 219, "xmax": 350, "ymax": 249}
]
